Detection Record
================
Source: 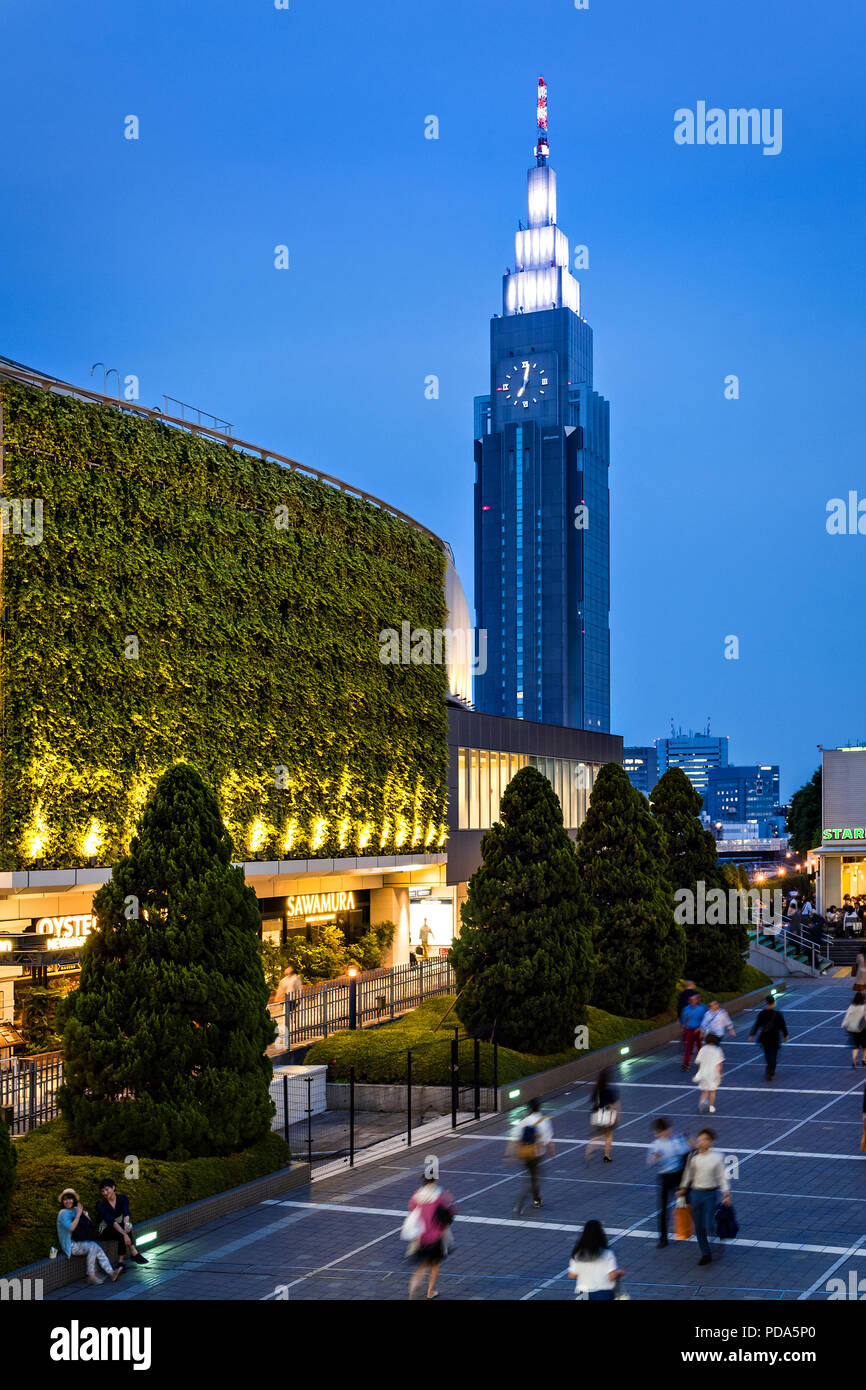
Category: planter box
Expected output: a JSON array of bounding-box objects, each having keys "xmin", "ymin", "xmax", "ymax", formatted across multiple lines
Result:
[{"xmin": 270, "ymin": 1065, "xmax": 328, "ymax": 1131}]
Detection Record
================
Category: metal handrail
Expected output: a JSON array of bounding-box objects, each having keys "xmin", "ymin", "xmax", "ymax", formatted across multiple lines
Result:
[
  {"xmin": 752, "ymin": 920, "xmax": 830, "ymax": 972},
  {"xmin": 0, "ymin": 356, "xmax": 452, "ymax": 558}
]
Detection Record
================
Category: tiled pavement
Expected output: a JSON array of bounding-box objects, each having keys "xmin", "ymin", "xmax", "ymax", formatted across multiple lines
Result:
[{"xmin": 47, "ymin": 976, "xmax": 866, "ymax": 1302}]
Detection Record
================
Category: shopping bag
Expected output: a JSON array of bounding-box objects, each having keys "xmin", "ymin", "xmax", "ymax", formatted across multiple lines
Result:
[
  {"xmin": 673, "ymin": 1198, "xmax": 694, "ymax": 1241},
  {"xmin": 714, "ymin": 1202, "xmax": 739, "ymax": 1240}
]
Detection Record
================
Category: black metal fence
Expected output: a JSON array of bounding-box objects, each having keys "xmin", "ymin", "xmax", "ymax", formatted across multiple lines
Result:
[
  {"xmin": 0, "ymin": 1052, "xmax": 63, "ymax": 1135},
  {"xmin": 276, "ymin": 1032, "xmax": 498, "ymax": 1175},
  {"xmin": 269, "ymin": 957, "xmax": 456, "ymax": 1049}
]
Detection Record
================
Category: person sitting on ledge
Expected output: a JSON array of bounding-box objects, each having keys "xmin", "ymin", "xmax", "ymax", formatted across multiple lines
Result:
[
  {"xmin": 96, "ymin": 1178, "xmax": 148, "ymax": 1265},
  {"xmin": 57, "ymin": 1188, "xmax": 124, "ymax": 1286}
]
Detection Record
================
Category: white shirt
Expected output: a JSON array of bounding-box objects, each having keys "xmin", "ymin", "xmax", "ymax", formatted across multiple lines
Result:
[
  {"xmin": 701, "ymin": 1008, "xmax": 733, "ymax": 1038},
  {"xmin": 514, "ymin": 1111, "xmax": 553, "ymax": 1147},
  {"xmin": 568, "ymin": 1249, "xmax": 617, "ymax": 1294}
]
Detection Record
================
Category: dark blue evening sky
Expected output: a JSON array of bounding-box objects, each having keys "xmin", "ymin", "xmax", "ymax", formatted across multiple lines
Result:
[{"xmin": 2, "ymin": 0, "xmax": 864, "ymax": 796}]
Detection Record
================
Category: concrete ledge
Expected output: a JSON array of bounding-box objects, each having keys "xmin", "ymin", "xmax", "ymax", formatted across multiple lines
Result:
[
  {"xmin": 5, "ymin": 1160, "xmax": 311, "ymax": 1292},
  {"xmin": 496, "ymin": 983, "xmax": 782, "ymax": 1112},
  {"xmin": 326, "ymin": 1081, "xmax": 497, "ymax": 1115}
]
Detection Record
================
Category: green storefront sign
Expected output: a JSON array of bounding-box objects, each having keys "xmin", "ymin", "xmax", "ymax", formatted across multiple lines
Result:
[{"xmin": 823, "ymin": 828, "xmax": 866, "ymax": 840}]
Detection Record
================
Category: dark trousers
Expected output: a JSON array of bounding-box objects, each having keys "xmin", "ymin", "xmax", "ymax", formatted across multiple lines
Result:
[
  {"xmin": 691, "ymin": 1188, "xmax": 718, "ymax": 1257},
  {"xmin": 762, "ymin": 1041, "xmax": 780, "ymax": 1078},
  {"xmin": 658, "ymin": 1170, "xmax": 683, "ymax": 1240},
  {"xmin": 517, "ymin": 1157, "xmax": 542, "ymax": 1208}
]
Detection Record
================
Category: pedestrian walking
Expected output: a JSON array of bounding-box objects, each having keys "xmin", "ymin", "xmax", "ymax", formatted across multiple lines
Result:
[
  {"xmin": 700, "ymin": 1000, "xmax": 735, "ymax": 1042},
  {"xmin": 567, "ymin": 1220, "xmax": 625, "ymax": 1300},
  {"xmin": 748, "ymin": 995, "xmax": 790, "ymax": 1081},
  {"xmin": 273, "ymin": 964, "xmax": 303, "ymax": 1048},
  {"xmin": 418, "ymin": 919, "xmax": 433, "ymax": 959},
  {"xmin": 681, "ymin": 992, "xmax": 705, "ymax": 1071},
  {"xmin": 677, "ymin": 979, "xmax": 698, "ymax": 1019},
  {"xmin": 851, "ymin": 953, "xmax": 866, "ymax": 990},
  {"xmin": 404, "ymin": 1169, "xmax": 456, "ymax": 1300},
  {"xmin": 585, "ymin": 1068, "xmax": 620, "ymax": 1165},
  {"xmin": 677, "ymin": 1128, "xmax": 731, "ymax": 1266},
  {"xmin": 693, "ymin": 1034, "xmax": 724, "ymax": 1113},
  {"xmin": 56, "ymin": 1189, "xmax": 124, "ymax": 1286},
  {"xmin": 507, "ymin": 1098, "xmax": 554, "ymax": 1212},
  {"xmin": 842, "ymin": 993, "xmax": 866, "ymax": 1069},
  {"xmin": 647, "ymin": 1118, "xmax": 693, "ymax": 1248}
]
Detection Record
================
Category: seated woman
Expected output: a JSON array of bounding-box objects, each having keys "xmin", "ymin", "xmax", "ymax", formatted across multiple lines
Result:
[
  {"xmin": 57, "ymin": 1188, "xmax": 124, "ymax": 1286},
  {"xmin": 96, "ymin": 1178, "xmax": 148, "ymax": 1265}
]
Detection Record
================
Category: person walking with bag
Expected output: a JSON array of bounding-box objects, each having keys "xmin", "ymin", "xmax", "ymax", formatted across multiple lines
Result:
[
  {"xmin": 677, "ymin": 1128, "xmax": 731, "ymax": 1266},
  {"xmin": 403, "ymin": 1167, "xmax": 457, "ymax": 1300},
  {"xmin": 748, "ymin": 995, "xmax": 790, "ymax": 1081},
  {"xmin": 842, "ymin": 993, "xmax": 866, "ymax": 1069},
  {"xmin": 647, "ymin": 1118, "xmax": 693, "ymax": 1248},
  {"xmin": 693, "ymin": 1033, "xmax": 725, "ymax": 1114},
  {"xmin": 567, "ymin": 1220, "xmax": 625, "ymax": 1300},
  {"xmin": 507, "ymin": 1098, "xmax": 554, "ymax": 1212},
  {"xmin": 852, "ymin": 953, "xmax": 866, "ymax": 991},
  {"xmin": 585, "ymin": 1068, "xmax": 620, "ymax": 1165}
]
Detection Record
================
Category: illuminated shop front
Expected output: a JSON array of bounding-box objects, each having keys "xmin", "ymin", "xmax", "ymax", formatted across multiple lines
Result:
[{"xmin": 815, "ymin": 747, "xmax": 866, "ymax": 911}]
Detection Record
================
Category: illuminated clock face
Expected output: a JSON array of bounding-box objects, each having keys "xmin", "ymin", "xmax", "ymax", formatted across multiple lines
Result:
[{"xmin": 498, "ymin": 356, "xmax": 554, "ymax": 409}]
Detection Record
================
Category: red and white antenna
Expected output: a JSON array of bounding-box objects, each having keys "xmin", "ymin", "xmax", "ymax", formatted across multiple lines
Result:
[{"xmin": 535, "ymin": 76, "xmax": 549, "ymax": 164}]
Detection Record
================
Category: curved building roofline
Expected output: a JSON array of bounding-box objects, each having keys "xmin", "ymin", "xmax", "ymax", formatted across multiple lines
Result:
[{"xmin": 0, "ymin": 356, "xmax": 453, "ymax": 561}]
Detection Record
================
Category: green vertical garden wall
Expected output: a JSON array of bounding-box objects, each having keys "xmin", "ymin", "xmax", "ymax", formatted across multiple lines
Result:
[{"xmin": 0, "ymin": 380, "xmax": 449, "ymax": 869}]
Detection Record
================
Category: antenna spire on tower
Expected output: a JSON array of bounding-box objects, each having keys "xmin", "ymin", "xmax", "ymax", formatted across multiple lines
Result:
[{"xmin": 535, "ymin": 76, "xmax": 549, "ymax": 165}]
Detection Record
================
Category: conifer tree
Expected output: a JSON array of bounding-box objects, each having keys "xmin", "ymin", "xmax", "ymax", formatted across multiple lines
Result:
[
  {"xmin": 0, "ymin": 1109, "xmax": 16, "ymax": 1232},
  {"xmin": 650, "ymin": 767, "xmax": 746, "ymax": 993},
  {"xmin": 451, "ymin": 766, "xmax": 596, "ymax": 1053},
  {"xmin": 576, "ymin": 763, "xmax": 683, "ymax": 1017},
  {"xmin": 59, "ymin": 764, "xmax": 275, "ymax": 1159}
]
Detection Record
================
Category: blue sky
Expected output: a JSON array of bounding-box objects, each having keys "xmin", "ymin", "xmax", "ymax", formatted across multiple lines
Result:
[{"xmin": 2, "ymin": 0, "xmax": 864, "ymax": 797}]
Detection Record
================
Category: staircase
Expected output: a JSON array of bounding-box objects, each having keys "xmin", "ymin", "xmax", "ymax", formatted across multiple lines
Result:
[
  {"xmin": 747, "ymin": 927, "xmax": 834, "ymax": 977},
  {"xmin": 824, "ymin": 938, "xmax": 865, "ymax": 970}
]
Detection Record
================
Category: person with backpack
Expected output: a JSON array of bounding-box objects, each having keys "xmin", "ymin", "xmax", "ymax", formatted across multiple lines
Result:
[
  {"xmin": 842, "ymin": 992, "xmax": 866, "ymax": 1068},
  {"xmin": 404, "ymin": 1169, "xmax": 457, "ymax": 1300},
  {"xmin": 748, "ymin": 995, "xmax": 790, "ymax": 1081},
  {"xmin": 567, "ymin": 1220, "xmax": 625, "ymax": 1300},
  {"xmin": 507, "ymin": 1098, "xmax": 554, "ymax": 1212},
  {"xmin": 647, "ymin": 1118, "xmax": 693, "ymax": 1248},
  {"xmin": 585, "ymin": 1067, "xmax": 620, "ymax": 1165}
]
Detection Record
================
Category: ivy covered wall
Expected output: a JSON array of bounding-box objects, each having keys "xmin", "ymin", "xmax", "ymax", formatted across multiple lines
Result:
[{"xmin": 0, "ymin": 380, "xmax": 449, "ymax": 869}]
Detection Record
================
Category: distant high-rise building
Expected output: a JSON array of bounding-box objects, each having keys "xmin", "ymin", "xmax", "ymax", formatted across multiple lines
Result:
[
  {"xmin": 473, "ymin": 78, "xmax": 610, "ymax": 730},
  {"xmin": 706, "ymin": 764, "xmax": 781, "ymax": 823},
  {"xmin": 655, "ymin": 726, "xmax": 729, "ymax": 800},
  {"xmin": 623, "ymin": 746, "xmax": 659, "ymax": 797}
]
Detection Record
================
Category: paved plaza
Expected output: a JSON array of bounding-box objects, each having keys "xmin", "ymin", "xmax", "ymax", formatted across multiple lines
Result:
[{"xmin": 47, "ymin": 976, "xmax": 866, "ymax": 1302}]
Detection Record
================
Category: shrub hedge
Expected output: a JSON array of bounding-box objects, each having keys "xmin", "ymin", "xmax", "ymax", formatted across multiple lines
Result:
[{"xmin": 0, "ymin": 1121, "xmax": 291, "ymax": 1276}]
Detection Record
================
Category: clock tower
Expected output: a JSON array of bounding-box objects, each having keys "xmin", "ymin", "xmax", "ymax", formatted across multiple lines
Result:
[{"xmin": 474, "ymin": 79, "xmax": 610, "ymax": 731}]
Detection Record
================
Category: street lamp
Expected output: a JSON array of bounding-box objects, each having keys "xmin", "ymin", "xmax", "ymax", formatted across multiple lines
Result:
[{"xmin": 348, "ymin": 965, "xmax": 358, "ymax": 1031}]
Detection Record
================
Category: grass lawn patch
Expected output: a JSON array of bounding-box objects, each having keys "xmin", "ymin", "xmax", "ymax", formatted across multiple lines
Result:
[
  {"xmin": 305, "ymin": 968, "xmax": 773, "ymax": 1088},
  {"xmin": 0, "ymin": 1121, "xmax": 291, "ymax": 1276}
]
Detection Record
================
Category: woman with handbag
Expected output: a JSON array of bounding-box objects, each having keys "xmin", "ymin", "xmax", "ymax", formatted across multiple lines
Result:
[
  {"xmin": 843, "ymin": 993, "xmax": 866, "ymax": 1069},
  {"xmin": 677, "ymin": 1128, "xmax": 731, "ymax": 1266},
  {"xmin": 585, "ymin": 1068, "xmax": 620, "ymax": 1165},
  {"xmin": 404, "ymin": 1170, "xmax": 457, "ymax": 1300},
  {"xmin": 567, "ymin": 1220, "xmax": 625, "ymax": 1300}
]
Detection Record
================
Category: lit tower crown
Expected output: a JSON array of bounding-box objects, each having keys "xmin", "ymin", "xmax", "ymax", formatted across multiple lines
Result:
[{"xmin": 504, "ymin": 77, "xmax": 580, "ymax": 317}]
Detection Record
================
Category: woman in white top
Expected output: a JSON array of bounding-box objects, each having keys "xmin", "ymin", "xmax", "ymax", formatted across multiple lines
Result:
[
  {"xmin": 842, "ymin": 991, "xmax": 866, "ymax": 1068},
  {"xmin": 567, "ymin": 1220, "xmax": 625, "ymax": 1300},
  {"xmin": 693, "ymin": 1033, "xmax": 724, "ymax": 1114}
]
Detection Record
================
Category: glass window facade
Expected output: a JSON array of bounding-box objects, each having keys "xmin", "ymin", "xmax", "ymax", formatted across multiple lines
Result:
[{"xmin": 456, "ymin": 748, "xmax": 599, "ymax": 830}]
